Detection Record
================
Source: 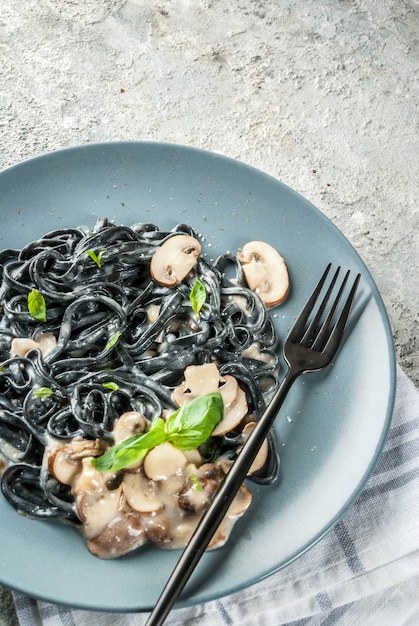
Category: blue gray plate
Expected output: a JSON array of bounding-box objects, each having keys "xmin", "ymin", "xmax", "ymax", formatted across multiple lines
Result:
[{"xmin": 0, "ymin": 142, "xmax": 395, "ymax": 611}]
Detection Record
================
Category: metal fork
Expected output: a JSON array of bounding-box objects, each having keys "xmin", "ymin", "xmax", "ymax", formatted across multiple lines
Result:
[{"xmin": 146, "ymin": 264, "xmax": 361, "ymax": 626}]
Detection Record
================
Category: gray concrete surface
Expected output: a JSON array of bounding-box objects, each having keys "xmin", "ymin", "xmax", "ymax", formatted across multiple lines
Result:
[{"xmin": 0, "ymin": 0, "xmax": 417, "ymax": 623}]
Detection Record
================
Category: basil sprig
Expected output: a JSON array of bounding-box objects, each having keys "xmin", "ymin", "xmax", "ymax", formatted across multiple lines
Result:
[
  {"xmin": 105, "ymin": 330, "xmax": 120, "ymax": 350},
  {"xmin": 34, "ymin": 386, "xmax": 54, "ymax": 398},
  {"xmin": 92, "ymin": 392, "xmax": 224, "ymax": 473},
  {"xmin": 102, "ymin": 382, "xmax": 120, "ymax": 391},
  {"xmin": 28, "ymin": 288, "xmax": 47, "ymax": 322},
  {"xmin": 86, "ymin": 249, "xmax": 106, "ymax": 268},
  {"xmin": 189, "ymin": 278, "xmax": 206, "ymax": 319}
]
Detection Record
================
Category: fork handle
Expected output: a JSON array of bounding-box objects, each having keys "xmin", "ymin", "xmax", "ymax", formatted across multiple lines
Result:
[{"xmin": 145, "ymin": 366, "xmax": 299, "ymax": 626}]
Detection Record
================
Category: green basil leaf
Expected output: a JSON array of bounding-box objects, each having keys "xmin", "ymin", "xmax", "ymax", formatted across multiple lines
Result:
[
  {"xmin": 28, "ymin": 289, "xmax": 47, "ymax": 322},
  {"xmin": 105, "ymin": 330, "xmax": 121, "ymax": 350},
  {"xmin": 92, "ymin": 418, "xmax": 166, "ymax": 472},
  {"xmin": 165, "ymin": 392, "xmax": 223, "ymax": 450},
  {"xmin": 102, "ymin": 382, "xmax": 119, "ymax": 391},
  {"xmin": 34, "ymin": 386, "xmax": 54, "ymax": 398},
  {"xmin": 189, "ymin": 278, "xmax": 206, "ymax": 318},
  {"xmin": 168, "ymin": 428, "xmax": 210, "ymax": 451},
  {"xmin": 86, "ymin": 249, "xmax": 106, "ymax": 268},
  {"xmin": 92, "ymin": 393, "xmax": 224, "ymax": 472},
  {"xmin": 190, "ymin": 474, "xmax": 203, "ymax": 492}
]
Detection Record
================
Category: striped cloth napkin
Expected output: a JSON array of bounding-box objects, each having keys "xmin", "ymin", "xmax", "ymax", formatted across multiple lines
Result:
[{"xmin": 13, "ymin": 365, "xmax": 419, "ymax": 626}]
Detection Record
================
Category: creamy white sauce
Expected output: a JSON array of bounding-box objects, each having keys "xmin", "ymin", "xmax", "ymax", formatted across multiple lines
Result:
[
  {"xmin": 45, "ymin": 432, "xmax": 252, "ymax": 559},
  {"xmin": 0, "ymin": 438, "xmax": 22, "ymax": 464},
  {"xmin": 241, "ymin": 341, "xmax": 275, "ymax": 365},
  {"xmin": 0, "ymin": 453, "xmax": 7, "ymax": 478}
]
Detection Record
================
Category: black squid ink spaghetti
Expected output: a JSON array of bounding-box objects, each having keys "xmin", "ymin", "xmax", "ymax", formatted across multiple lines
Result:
[{"xmin": 0, "ymin": 218, "xmax": 289, "ymax": 558}]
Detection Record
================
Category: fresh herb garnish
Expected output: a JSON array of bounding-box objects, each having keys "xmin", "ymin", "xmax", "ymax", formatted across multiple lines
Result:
[
  {"xmin": 92, "ymin": 392, "xmax": 224, "ymax": 472},
  {"xmin": 190, "ymin": 278, "xmax": 206, "ymax": 319},
  {"xmin": 92, "ymin": 419, "xmax": 166, "ymax": 472},
  {"xmin": 105, "ymin": 330, "xmax": 120, "ymax": 350},
  {"xmin": 189, "ymin": 474, "xmax": 203, "ymax": 492},
  {"xmin": 102, "ymin": 382, "xmax": 120, "ymax": 391},
  {"xmin": 34, "ymin": 386, "xmax": 54, "ymax": 398},
  {"xmin": 28, "ymin": 289, "xmax": 47, "ymax": 322},
  {"xmin": 86, "ymin": 249, "xmax": 106, "ymax": 268}
]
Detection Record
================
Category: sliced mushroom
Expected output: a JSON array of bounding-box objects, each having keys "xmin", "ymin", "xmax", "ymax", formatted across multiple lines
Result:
[
  {"xmin": 49, "ymin": 448, "xmax": 80, "ymax": 486},
  {"xmin": 237, "ymin": 241, "xmax": 289, "ymax": 307},
  {"xmin": 72, "ymin": 457, "xmax": 121, "ymax": 501},
  {"xmin": 10, "ymin": 338, "xmax": 39, "ymax": 358},
  {"xmin": 217, "ymin": 374, "xmax": 241, "ymax": 407},
  {"xmin": 241, "ymin": 342, "xmax": 276, "ymax": 365},
  {"xmin": 196, "ymin": 462, "xmax": 225, "ymax": 482},
  {"xmin": 226, "ymin": 483, "xmax": 252, "ymax": 517},
  {"xmin": 112, "ymin": 411, "xmax": 148, "ymax": 445},
  {"xmin": 241, "ymin": 422, "xmax": 269, "ymax": 475},
  {"xmin": 185, "ymin": 363, "xmax": 218, "ymax": 395},
  {"xmin": 218, "ymin": 424, "xmax": 269, "ymax": 475},
  {"xmin": 172, "ymin": 363, "xmax": 219, "ymax": 405},
  {"xmin": 183, "ymin": 449, "xmax": 202, "ymax": 466},
  {"xmin": 0, "ymin": 455, "xmax": 6, "ymax": 478},
  {"xmin": 208, "ymin": 528, "xmax": 227, "ymax": 549},
  {"xmin": 219, "ymin": 458, "xmax": 234, "ymax": 475},
  {"xmin": 150, "ymin": 234, "xmax": 201, "ymax": 286},
  {"xmin": 208, "ymin": 484, "xmax": 253, "ymax": 549},
  {"xmin": 35, "ymin": 332, "xmax": 57, "ymax": 356},
  {"xmin": 11, "ymin": 333, "xmax": 57, "ymax": 358},
  {"xmin": 177, "ymin": 468, "xmax": 220, "ymax": 514},
  {"xmin": 145, "ymin": 303, "xmax": 160, "ymax": 324},
  {"xmin": 212, "ymin": 381, "xmax": 248, "ymax": 436},
  {"xmin": 178, "ymin": 482, "xmax": 210, "ymax": 514},
  {"xmin": 172, "ymin": 364, "xmax": 249, "ymax": 436},
  {"xmin": 86, "ymin": 510, "xmax": 146, "ymax": 559},
  {"xmin": 143, "ymin": 442, "xmax": 187, "ymax": 481},
  {"xmin": 142, "ymin": 511, "xmax": 174, "ymax": 547},
  {"xmin": 110, "ymin": 412, "xmax": 149, "ymax": 471},
  {"xmin": 123, "ymin": 471, "xmax": 162, "ymax": 513},
  {"xmin": 48, "ymin": 438, "xmax": 106, "ymax": 486}
]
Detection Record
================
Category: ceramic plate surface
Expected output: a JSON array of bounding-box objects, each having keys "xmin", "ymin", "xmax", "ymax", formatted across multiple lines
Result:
[{"xmin": 0, "ymin": 142, "xmax": 395, "ymax": 611}]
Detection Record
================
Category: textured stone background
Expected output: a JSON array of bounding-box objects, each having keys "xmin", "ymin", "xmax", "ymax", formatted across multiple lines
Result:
[{"xmin": 0, "ymin": 0, "xmax": 417, "ymax": 623}]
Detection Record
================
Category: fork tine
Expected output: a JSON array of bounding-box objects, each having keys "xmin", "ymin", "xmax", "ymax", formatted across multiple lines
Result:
[
  {"xmin": 322, "ymin": 272, "xmax": 361, "ymax": 356},
  {"xmin": 302, "ymin": 266, "xmax": 341, "ymax": 347},
  {"xmin": 287, "ymin": 263, "xmax": 332, "ymax": 343},
  {"xmin": 311, "ymin": 269, "xmax": 349, "ymax": 351}
]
